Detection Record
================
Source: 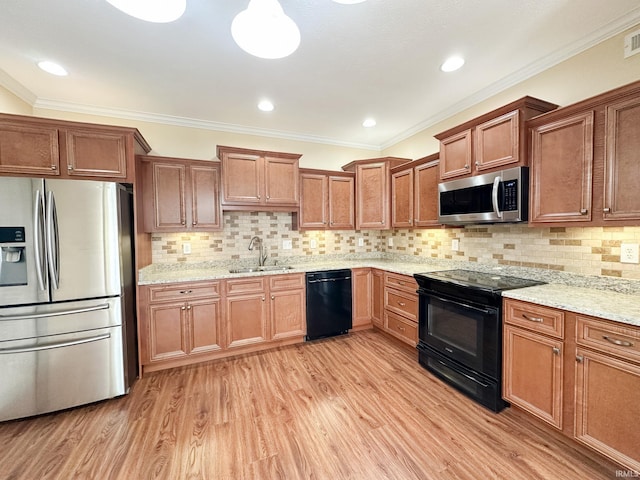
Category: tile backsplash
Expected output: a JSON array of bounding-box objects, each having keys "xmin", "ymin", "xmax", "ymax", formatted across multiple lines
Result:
[{"xmin": 151, "ymin": 212, "xmax": 640, "ymax": 280}]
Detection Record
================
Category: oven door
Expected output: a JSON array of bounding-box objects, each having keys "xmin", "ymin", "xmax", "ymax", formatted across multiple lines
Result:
[{"xmin": 418, "ymin": 290, "xmax": 500, "ymax": 380}]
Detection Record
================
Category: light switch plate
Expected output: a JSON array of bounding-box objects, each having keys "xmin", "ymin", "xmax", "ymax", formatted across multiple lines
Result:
[
  {"xmin": 452, "ymin": 239, "xmax": 460, "ymax": 251},
  {"xmin": 388, "ymin": 237, "xmax": 393, "ymax": 247},
  {"xmin": 282, "ymin": 239, "xmax": 292, "ymax": 250},
  {"xmin": 620, "ymin": 243, "xmax": 639, "ymax": 264},
  {"xmin": 358, "ymin": 237, "xmax": 364, "ymax": 247},
  {"xmin": 182, "ymin": 243, "xmax": 191, "ymax": 254}
]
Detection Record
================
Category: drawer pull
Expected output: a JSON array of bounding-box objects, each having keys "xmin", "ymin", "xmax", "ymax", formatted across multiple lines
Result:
[
  {"xmin": 397, "ymin": 301, "xmax": 406, "ymax": 307},
  {"xmin": 602, "ymin": 335, "xmax": 634, "ymax": 347},
  {"xmin": 179, "ymin": 290, "xmax": 193, "ymax": 294},
  {"xmin": 397, "ymin": 325, "xmax": 405, "ymax": 332},
  {"xmin": 522, "ymin": 314, "xmax": 543, "ymax": 323}
]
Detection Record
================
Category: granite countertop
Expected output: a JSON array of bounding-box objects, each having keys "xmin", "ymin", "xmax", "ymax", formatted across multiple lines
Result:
[{"xmin": 139, "ymin": 256, "xmax": 640, "ymax": 328}]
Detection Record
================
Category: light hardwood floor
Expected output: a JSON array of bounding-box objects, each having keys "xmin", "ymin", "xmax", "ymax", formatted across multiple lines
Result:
[{"xmin": 0, "ymin": 330, "xmax": 620, "ymax": 479}]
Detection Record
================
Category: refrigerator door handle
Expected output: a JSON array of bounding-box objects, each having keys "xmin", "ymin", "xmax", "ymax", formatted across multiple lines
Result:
[
  {"xmin": 45, "ymin": 190, "xmax": 60, "ymax": 290},
  {"xmin": 0, "ymin": 303, "xmax": 109, "ymax": 322},
  {"xmin": 0, "ymin": 333, "xmax": 111, "ymax": 354},
  {"xmin": 33, "ymin": 189, "xmax": 47, "ymax": 291}
]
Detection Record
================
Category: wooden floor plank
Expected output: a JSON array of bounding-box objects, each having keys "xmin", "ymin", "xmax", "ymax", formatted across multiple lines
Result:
[{"xmin": 0, "ymin": 330, "xmax": 620, "ymax": 479}]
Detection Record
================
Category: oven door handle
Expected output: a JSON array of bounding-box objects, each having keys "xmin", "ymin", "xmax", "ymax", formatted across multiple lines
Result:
[{"xmin": 425, "ymin": 292, "xmax": 496, "ymax": 315}]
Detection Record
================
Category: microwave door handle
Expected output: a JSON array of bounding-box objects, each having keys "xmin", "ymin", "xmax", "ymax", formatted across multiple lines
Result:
[
  {"xmin": 45, "ymin": 190, "xmax": 60, "ymax": 290},
  {"xmin": 33, "ymin": 189, "xmax": 47, "ymax": 291},
  {"xmin": 491, "ymin": 176, "xmax": 502, "ymax": 219}
]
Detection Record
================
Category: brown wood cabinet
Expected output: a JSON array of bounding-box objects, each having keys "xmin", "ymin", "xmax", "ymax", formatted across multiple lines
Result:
[
  {"xmin": 217, "ymin": 145, "xmax": 301, "ymax": 210},
  {"xmin": 382, "ymin": 272, "xmax": 418, "ymax": 347},
  {"xmin": 352, "ymin": 268, "xmax": 372, "ymax": 329},
  {"xmin": 391, "ymin": 153, "xmax": 440, "ymax": 228},
  {"xmin": 226, "ymin": 273, "xmax": 306, "ymax": 349},
  {"xmin": 435, "ymin": 97, "xmax": 557, "ymax": 181},
  {"xmin": 0, "ymin": 113, "xmax": 150, "ymax": 181},
  {"xmin": 503, "ymin": 298, "xmax": 640, "ymax": 472},
  {"xmin": 138, "ymin": 155, "xmax": 222, "ymax": 233},
  {"xmin": 139, "ymin": 281, "xmax": 222, "ymax": 371},
  {"xmin": 529, "ymin": 80, "xmax": 640, "ymax": 227},
  {"xmin": 371, "ymin": 269, "xmax": 384, "ymax": 328},
  {"xmin": 297, "ymin": 169, "xmax": 355, "ymax": 230},
  {"xmin": 342, "ymin": 157, "xmax": 410, "ymax": 230}
]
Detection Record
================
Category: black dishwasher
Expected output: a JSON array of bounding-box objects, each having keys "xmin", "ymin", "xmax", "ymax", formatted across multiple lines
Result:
[{"xmin": 305, "ymin": 269, "xmax": 352, "ymax": 341}]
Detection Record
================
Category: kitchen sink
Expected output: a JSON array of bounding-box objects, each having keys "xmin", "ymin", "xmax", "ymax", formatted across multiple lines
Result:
[{"xmin": 228, "ymin": 266, "xmax": 293, "ymax": 274}]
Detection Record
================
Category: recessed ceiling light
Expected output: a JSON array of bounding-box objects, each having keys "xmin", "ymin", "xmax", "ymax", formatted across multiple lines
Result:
[
  {"xmin": 441, "ymin": 56, "xmax": 465, "ymax": 72},
  {"xmin": 105, "ymin": 0, "xmax": 186, "ymax": 23},
  {"xmin": 37, "ymin": 61, "xmax": 68, "ymax": 76},
  {"xmin": 258, "ymin": 100, "xmax": 274, "ymax": 112},
  {"xmin": 362, "ymin": 118, "xmax": 376, "ymax": 128},
  {"xmin": 333, "ymin": 0, "xmax": 367, "ymax": 4}
]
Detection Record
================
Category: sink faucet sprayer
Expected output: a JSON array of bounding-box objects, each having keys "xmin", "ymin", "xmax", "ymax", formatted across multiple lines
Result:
[{"xmin": 248, "ymin": 236, "xmax": 268, "ymax": 266}]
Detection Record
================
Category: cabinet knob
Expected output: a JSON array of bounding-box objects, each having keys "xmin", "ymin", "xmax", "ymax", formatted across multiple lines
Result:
[
  {"xmin": 257, "ymin": 195, "xmax": 261, "ymax": 199},
  {"xmin": 181, "ymin": 306, "xmax": 186, "ymax": 311},
  {"xmin": 266, "ymin": 195, "xmax": 270, "ymax": 200},
  {"xmin": 576, "ymin": 355, "xmax": 584, "ymax": 363},
  {"xmin": 192, "ymin": 221, "xmax": 197, "ymax": 226},
  {"xmin": 271, "ymin": 295, "xmax": 275, "ymax": 300},
  {"xmin": 187, "ymin": 305, "xmax": 191, "ymax": 310},
  {"xmin": 580, "ymin": 209, "xmax": 588, "ymax": 215},
  {"xmin": 51, "ymin": 165, "xmax": 57, "ymax": 170},
  {"xmin": 464, "ymin": 164, "xmax": 470, "ymax": 169},
  {"xmin": 552, "ymin": 347, "xmax": 560, "ymax": 355},
  {"xmin": 262, "ymin": 296, "xmax": 266, "ymax": 302},
  {"xmin": 603, "ymin": 207, "xmax": 611, "ymax": 213},
  {"xmin": 181, "ymin": 221, "xmax": 185, "ymax": 225},
  {"xmin": 67, "ymin": 165, "xmax": 73, "ymax": 171}
]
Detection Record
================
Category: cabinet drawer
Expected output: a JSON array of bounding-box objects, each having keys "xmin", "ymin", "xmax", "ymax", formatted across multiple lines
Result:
[
  {"xmin": 148, "ymin": 282, "xmax": 220, "ymax": 302},
  {"xmin": 384, "ymin": 288, "xmax": 417, "ymax": 321},
  {"xmin": 269, "ymin": 273, "xmax": 305, "ymax": 291},
  {"xmin": 504, "ymin": 299, "xmax": 564, "ymax": 339},
  {"xmin": 576, "ymin": 315, "xmax": 640, "ymax": 363},
  {"xmin": 226, "ymin": 277, "xmax": 266, "ymax": 295},
  {"xmin": 384, "ymin": 272, "xmax": 417, "ymax": 294},
  {"xmin": 385, "ymin": 311, "xmax": 417, "ymax": 346}
]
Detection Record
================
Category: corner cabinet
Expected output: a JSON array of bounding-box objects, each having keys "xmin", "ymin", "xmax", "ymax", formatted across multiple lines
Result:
[
  {"xmin": 138, "ymin": 155, "xmax": 222, "ymax": 233},
  {"xmin": 435, "ymin": 97, "xmax": 557, "ymax": 181},
  {"xmin": 391, "ymin": 153, "xmax": 440, "ymax": 228},
  {"xmin": 503, "ymin": 298, "xmax": 640, "ymax": 473},
  {"xmin": 528, "ymin": 80, "xmax": 640, "ymax": 227},
  {"xmin": 297, "ymin": 169, "xmax": 355, "ymax": 230},
  {"xmin": 0, "ymin": 113, "xmax": 150, "ymax": 182},
  {"xmin": 217, "ymin": 145, "xmax": 301, "ymax": 211},
  {"xmin": 342, "ymin": 157, "xmax": 410, "ymax": 230}
]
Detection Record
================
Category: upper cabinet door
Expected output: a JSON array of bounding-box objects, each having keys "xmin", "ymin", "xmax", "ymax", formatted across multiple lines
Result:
[
  {"xmin": 391, "ymin": 167, "xmax": 414, "ymax": 228},
  {"xmin": 0, "ymin": 123, "xmax": 60, "ymax": 176},
  {"xmin": 603, "ymin": 96, "xmax": 640, "ymax": 221},
  {"xmin": 439, "ymin": 129, "xmax": 472, "ymax": 180},
  {"xmin": 328, "ymin": 175, "xmax": 355, "ymax": 229},
  {"xmin": 221, "ymin": 153, "xmax": 262, "ymax": 204},
  {"xmin": 299, "ymin": 172, "xmax": 328, "ymax": 228},
  {"xmin": 190, "ymin": 164, "xmax": 222, "ymax": 230},
  {"xmin": 530, "ymin": 112, "xmax": 594, "ymax": 224},
  {"xmin": 63, "ymin": 128, "xmax": 128, "ymax": 179},
  {"xmin": 475, "ymin": 110, "xmax": 519, "ymax": 172},
  {"xmin": 152, "ymin": 162, "xmax": 187, "ymax": 230},
  {"xmin": 264, "ymin": 156, "xmax": 299, "ymax": 205},
  {"xmin": 413, "ymin": 160, "xmax": 440, "ymax": 228},
  {"xmin": 356, "ymin": 162, "xmax": 390, "ymax": 229}
]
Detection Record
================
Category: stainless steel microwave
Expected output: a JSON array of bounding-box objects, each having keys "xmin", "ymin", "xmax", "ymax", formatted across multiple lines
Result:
[{"xmin": 438, "ymin": 166, "xmax": 529, "ymax": 225}]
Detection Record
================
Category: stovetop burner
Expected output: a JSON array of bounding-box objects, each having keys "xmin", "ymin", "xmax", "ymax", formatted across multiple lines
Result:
[{"xmin": 415, "ymin": 269, "xmax": 545, "ymax": 293}]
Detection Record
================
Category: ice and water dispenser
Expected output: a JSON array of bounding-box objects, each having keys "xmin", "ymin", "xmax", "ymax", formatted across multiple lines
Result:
[{"xmin": 0, "ymin": 227, "xmax": 27, "ymax": 287}]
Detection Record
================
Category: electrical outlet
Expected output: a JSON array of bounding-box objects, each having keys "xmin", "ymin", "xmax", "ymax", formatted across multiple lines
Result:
[
  {"xmin": 388, "ymin": 237, "xmax": 393, "ymax": 247},
  {"xmin": 310, "ymin": 238, "xmax": 317, "ymax": 249},
  {"xmin": 358, "ymin": 237, "xmax": 364, "ymax": 247},
  {"xmin": 452, "ymin": 239, "xmax": 460, "ymax": 251},
  {"xmin": 620, "ymin": 243, "xmax": 639, "ymax": 264},
  {"xmin": 282, "ymin": 239, "xmax": 292, "ymax": 250},
  {"xmin": 182, "ymin": 243, "xmax": 191, "ymax": 254}
]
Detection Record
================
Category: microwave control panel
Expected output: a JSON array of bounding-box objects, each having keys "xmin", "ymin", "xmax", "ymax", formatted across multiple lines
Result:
[{"xmin": 502, "ymin": 180, "xmax": 518, "ymax": 211}]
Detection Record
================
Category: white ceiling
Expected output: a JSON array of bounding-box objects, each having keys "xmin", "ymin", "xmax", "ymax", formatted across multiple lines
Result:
[{"xmin": 1, "ymin": 0, "xmax": 639, "ymax": 151}]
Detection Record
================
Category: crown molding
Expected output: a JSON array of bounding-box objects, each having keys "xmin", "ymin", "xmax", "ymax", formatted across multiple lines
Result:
[{"xmin": 0, "ymin": 69, "xmax": 37, "ymax": 106}]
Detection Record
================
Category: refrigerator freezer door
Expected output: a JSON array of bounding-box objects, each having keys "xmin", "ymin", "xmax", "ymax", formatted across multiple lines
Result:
[
  {"xmin": 0, "ymin": 178, "xmax": 50, "ymax": 306},
  {"xmin": 45, "ymin": 179, "xmax": 122, "ymax": 302}
]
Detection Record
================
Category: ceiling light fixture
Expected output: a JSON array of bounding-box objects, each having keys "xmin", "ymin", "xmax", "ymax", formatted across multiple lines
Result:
[
  {"xmin": 441, "ymin": 56, "xmax": 465, "ymax": 72},
  {"xmin": 333, "ymin": 0, "xmax": 367, "ymax": 4},
  {"xmin": 37, "ymin": 61, "xmax": 68, "ymax": 76},
  {"xmin": 362, "ymin": 118, "xmax": 376, "ymax": 128},
  {"xmin": 258, "ymin": 99, "xmax": 275, "ymax": 112},
  {"xmin": 105, "ymin": 0, "xmax": 186, "ymax": 23},
  {"xmin": 231, "ymin": 0, "xmax": 300, "ymax": 59}
]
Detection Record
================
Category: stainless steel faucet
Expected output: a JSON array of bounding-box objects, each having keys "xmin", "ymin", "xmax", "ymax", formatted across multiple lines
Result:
[{"xmin": 248, "ymin": 236, "xmax": 267, "ymax": 266}]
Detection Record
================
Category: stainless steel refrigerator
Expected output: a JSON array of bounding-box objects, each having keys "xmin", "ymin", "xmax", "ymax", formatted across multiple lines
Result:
[{"xmin": 0, "ymin": 177, "xmax": 137, "ymax": 422}]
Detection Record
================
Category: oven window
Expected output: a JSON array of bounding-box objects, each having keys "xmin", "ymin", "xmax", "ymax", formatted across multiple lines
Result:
[{"xmin": 428, "ymin": 298, "xmax": 479, "ymax": 355}]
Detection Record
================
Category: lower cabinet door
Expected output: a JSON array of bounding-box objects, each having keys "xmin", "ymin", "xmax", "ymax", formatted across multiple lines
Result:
[
  {"xmin": 503, "ymin": 325, "xmax": 563, "ymax": 429},
  {"xmin": 188, "ymin": 298, "xmax": 223, "ymax": 354},
  {"xmin": 148, "ymin": 303, "xmax": 188, "ymax": 362},
  {"xmin": 575, "ymin": 347, "xmax": 640, "ymax": 472},
  {"xmin": 270, "ymin": 289, "xmax": 305, "ymax": 340},
  {"xmin": 226, "ymin": 293, "xmax": 268, "ymax": 349}
]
